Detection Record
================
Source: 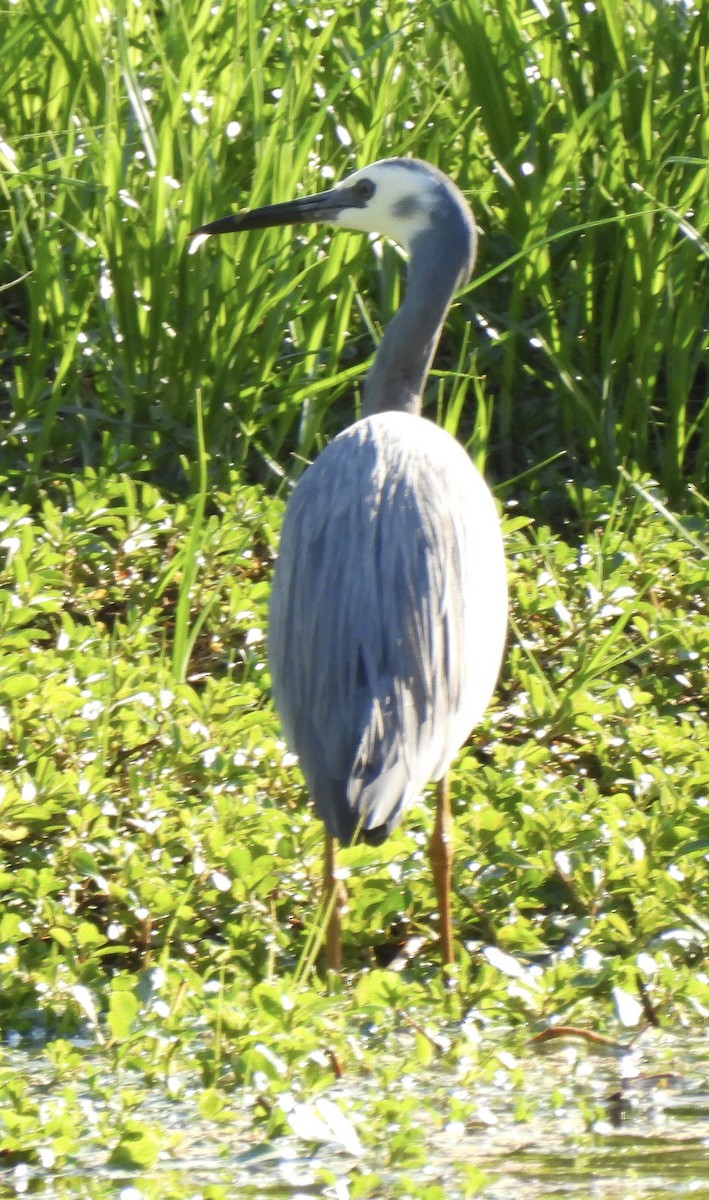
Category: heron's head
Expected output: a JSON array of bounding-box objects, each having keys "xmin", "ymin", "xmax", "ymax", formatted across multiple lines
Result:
[{"xmin": 192, "ymin": 158, "xmax": 476, "ymax": 283}]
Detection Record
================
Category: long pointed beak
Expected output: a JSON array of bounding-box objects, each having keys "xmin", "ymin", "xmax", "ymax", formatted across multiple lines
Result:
[{"xmin": 191, "ymin": 184, "xmax": 359, "ymax": 239}]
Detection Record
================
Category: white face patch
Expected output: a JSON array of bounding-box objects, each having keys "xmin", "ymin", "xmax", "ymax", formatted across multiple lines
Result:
[{"xmin": 330, "ymin": 162, "xmax": 438, "ymax": 253}]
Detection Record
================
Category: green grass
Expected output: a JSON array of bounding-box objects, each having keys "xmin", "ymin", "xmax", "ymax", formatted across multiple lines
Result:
[
  {"xmin": 2, "ymin": 0, "xmax": 707, "ymax": 493},
  {"xmin": 0, "ymin": 0, "xmax": 708, "ymax": 1190}
]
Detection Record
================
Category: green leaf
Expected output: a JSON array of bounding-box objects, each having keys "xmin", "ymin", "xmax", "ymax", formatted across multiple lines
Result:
[
  {"xmin": 108, "ymin": 1122, "xmax": 162, "ymax": 1169},
  {"xmin": 107, "ymin": 990, "xmax": 141, "ymax": 1041}
]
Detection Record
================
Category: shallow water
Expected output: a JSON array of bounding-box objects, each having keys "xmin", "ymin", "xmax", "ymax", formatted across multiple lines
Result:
[
  {"xmin": 442, "ymin": 1032, "xmax": 709, "ymax": 1198},
  {"xmin": 1, "ymin": 1031, "xmax": 707, "ymax": 1198}
]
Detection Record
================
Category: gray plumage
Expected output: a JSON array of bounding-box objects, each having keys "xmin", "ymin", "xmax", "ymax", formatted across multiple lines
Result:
[{"xmin": 269, "ymin": 409, "xmax": 507, "ymax": 844}]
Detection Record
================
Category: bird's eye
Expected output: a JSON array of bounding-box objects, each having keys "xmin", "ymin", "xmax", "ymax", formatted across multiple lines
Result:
[{"xmin": 355, "ymin": 178, "xmax": 375, "ymax": 201}]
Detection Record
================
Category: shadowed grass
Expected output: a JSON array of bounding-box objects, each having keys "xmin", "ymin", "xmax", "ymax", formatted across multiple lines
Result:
[{"xmin": 440, "ymin": 0, "xmax": 709, "ymax": 493}]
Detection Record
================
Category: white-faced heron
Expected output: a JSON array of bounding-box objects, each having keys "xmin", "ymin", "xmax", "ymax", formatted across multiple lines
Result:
[{"xmin": 193, "ymin": 158, "xmax": 508, "ymax": 974}]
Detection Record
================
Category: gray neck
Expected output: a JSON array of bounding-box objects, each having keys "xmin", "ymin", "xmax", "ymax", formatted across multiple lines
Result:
[{"xmin": 361, "ymin": 232, "xmax": 470, "ymax": 418}]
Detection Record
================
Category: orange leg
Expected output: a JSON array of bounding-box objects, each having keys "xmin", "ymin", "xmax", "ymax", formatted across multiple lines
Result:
[
  {"xmin": 430, "ymin": 775, "xmax": 454, "ymax": 969},
  {"xmin": 323, "ymin": 834, "xmax": 346, "ymax": 973}
]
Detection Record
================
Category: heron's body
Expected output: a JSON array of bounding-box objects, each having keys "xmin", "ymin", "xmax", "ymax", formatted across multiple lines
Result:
[
  {"xmin": 193, "ymin": 156, "xmax": 508, "ymax": 971},
  {"xmin": 269, "ymin": 411, "xmax": 507, "ymax": 845}
]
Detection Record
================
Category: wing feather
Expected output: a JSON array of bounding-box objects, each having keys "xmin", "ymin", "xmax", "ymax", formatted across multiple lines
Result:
[{"xmin": 268, "ymin": 411, "xmax": 507, "ymax": 844}]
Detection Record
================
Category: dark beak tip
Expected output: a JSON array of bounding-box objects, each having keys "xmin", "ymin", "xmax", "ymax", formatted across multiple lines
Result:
[{"xmin": 189, "ymin": 214, "xmax": 245, "ymax": 239}]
